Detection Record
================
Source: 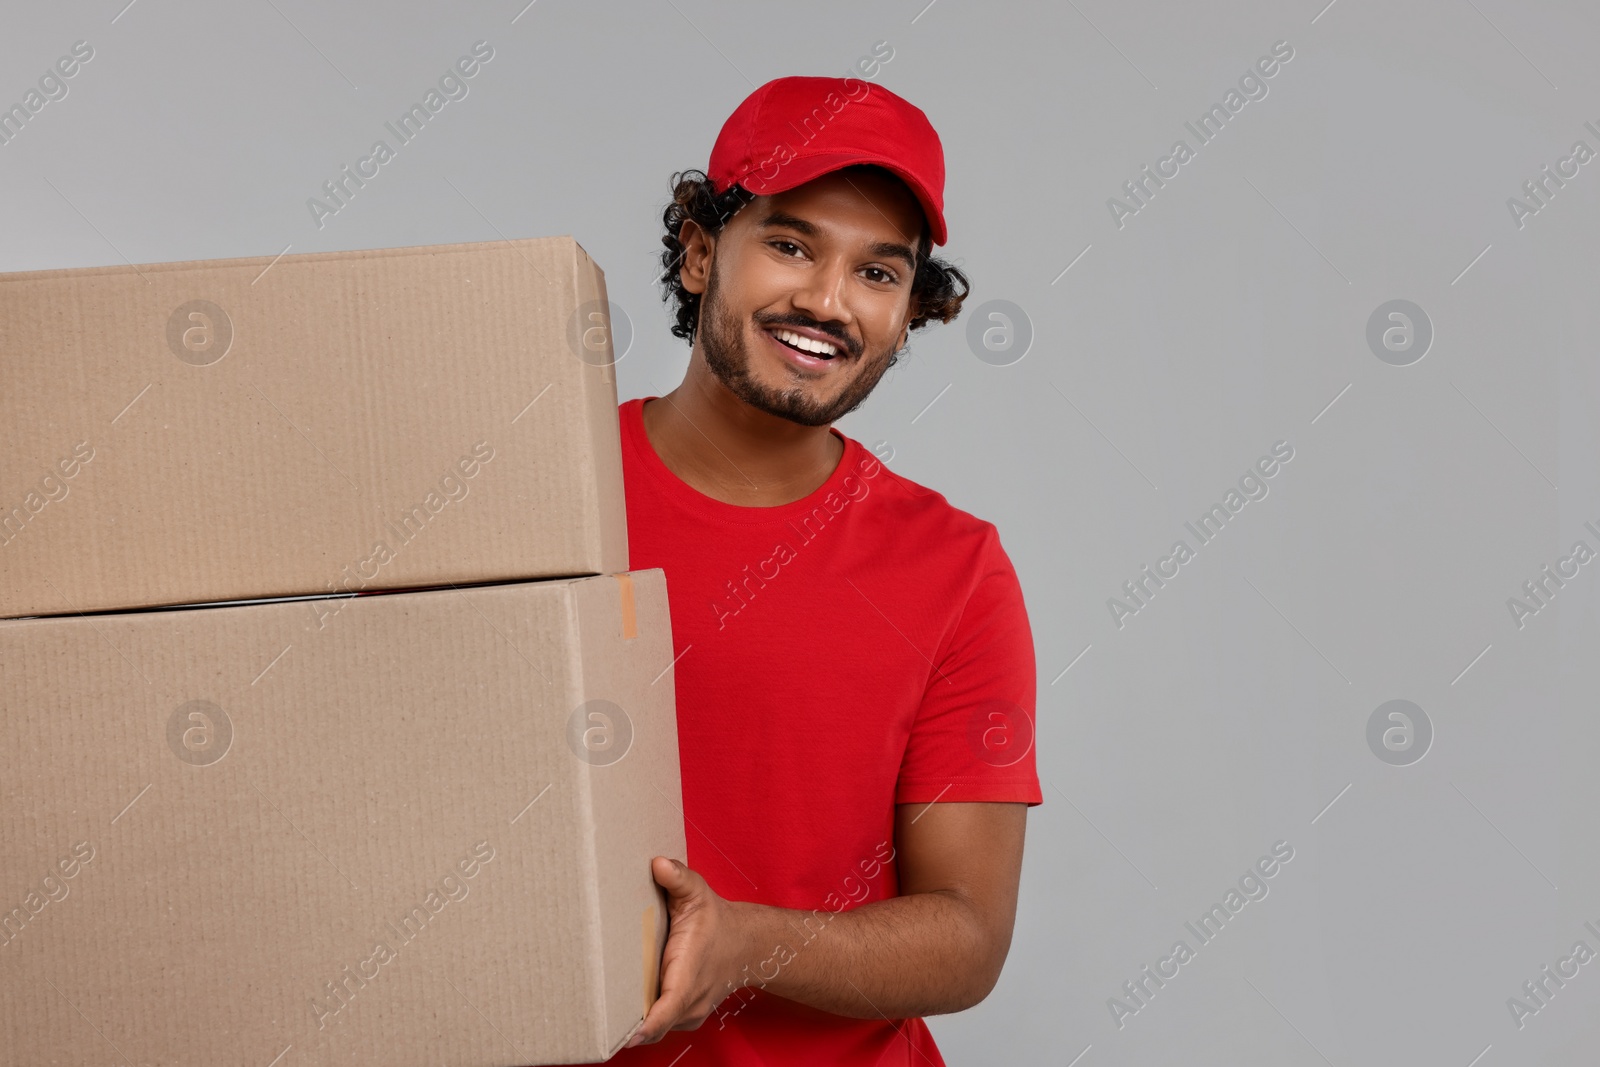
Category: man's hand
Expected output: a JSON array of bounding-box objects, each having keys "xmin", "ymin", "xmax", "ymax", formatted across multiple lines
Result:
[
  {"xmin": 624, "ymin": 802, "xmax": 1028, "ymax": 1043},
  {"xmin": 625, "ymin": 856, "xmax": 750, "ymax": 1047}
]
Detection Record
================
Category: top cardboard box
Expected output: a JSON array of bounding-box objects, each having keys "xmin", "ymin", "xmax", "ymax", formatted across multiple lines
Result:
[{"xmin": 0, "ymin": 236, "xmax": 629, "ymax": 619}]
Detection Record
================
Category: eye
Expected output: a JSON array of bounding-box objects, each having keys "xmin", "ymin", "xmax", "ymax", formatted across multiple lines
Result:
[
  {"xmin": 769, "ymin": 239, "xmax": 805, "ymax": 257},
  {"xmin": 862, "ymin": 265, "xmax": 900, "ymax": 285}
]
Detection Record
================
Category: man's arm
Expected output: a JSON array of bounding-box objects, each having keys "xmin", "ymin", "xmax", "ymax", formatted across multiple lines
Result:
[{"xmin": 624, "ymin": 800, "xmax": 1027, "ymax": 1046}]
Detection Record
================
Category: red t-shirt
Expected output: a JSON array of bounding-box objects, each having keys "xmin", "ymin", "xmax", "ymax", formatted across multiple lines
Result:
[{"xmin": 596, "ymin": 397, "xmax": 1043, "ymax": 1066}]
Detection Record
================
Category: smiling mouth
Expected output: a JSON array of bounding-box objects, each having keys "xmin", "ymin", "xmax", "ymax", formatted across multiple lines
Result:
[{"xmin": 766, "ymin": 326, "xmax": 844, "ymax": 360}]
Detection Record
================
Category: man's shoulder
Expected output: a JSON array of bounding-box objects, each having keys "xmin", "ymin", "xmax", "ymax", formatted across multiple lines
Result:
[{"xmin": 841, "ymin": 435, "xmax": 1007, "ymax": 560}]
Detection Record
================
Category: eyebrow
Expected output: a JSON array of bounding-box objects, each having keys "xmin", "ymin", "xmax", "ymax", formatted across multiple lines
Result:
[{"xmin": 757, "ymin": 211, "xmax": 918, "ymax": 271}]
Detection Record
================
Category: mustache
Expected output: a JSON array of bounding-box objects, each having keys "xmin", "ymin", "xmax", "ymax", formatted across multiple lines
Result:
[{"xmin": 754, "ymin": 314, "xmax": 859, "ymax": 358}]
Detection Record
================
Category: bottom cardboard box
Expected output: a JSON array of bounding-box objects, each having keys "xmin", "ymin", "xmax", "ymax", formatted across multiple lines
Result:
[{"xmin": 0, "ymin": 570, "xmax": 681, "ymax": 1066}]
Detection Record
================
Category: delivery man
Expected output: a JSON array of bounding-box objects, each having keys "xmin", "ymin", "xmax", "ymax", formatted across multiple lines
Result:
[{"xmin": 597, "ymin": 75, "xmax": 1043, "ymax": 1065}]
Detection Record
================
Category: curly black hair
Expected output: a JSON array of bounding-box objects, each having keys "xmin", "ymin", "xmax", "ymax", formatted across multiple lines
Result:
[{"xmin": 657, "ymin": 166, "xmax": 970, "ymax": 343}]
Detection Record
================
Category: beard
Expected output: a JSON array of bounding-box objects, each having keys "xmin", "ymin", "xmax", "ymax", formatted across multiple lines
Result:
[{"xmin": 696, "ymin": 256, "xmax": 902, "ymax": 428}]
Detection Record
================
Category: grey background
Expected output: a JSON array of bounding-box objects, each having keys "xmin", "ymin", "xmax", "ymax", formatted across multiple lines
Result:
[{"xmin": 4, "ymin": 0, "xmax": 1597, "ymax": 1063}]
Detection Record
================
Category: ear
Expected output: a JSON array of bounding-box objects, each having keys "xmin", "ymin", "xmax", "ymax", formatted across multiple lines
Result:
[
  {"xmin": 677, "ymin": 219, "xmax": 714, "ymax": 296},
  {"xmin": 898, "ymin": 299, "xmax": 917, "ymax": 350}
]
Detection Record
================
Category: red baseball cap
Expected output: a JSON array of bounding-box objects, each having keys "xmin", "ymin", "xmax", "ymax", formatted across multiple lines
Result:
[{"xmin": 707, "ymin": 76, "xmax": 949, "ymax": 246}]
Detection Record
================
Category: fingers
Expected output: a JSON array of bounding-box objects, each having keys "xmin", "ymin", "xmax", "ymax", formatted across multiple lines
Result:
[
  {"xmin": 626, "ymin": 982, "xmax": 685, "ymax": 1046},
  {"xmin": 630, "ymin": 857, "xmax": 711, "ymax": 1045}
]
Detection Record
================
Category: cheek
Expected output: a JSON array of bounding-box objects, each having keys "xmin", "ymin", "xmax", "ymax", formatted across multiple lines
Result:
[
  {"xmin": 719, "ymin": 244, "xmax": 789, "ymax": 301},
  {"xmin": 863, "ymin": 300, "xmax": 911, "ymax": 350}
]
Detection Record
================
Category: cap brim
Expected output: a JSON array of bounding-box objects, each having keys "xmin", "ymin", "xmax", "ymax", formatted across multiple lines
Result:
[{"xmin": 739, "ymin": 150, "xmax": 947, "ymax": 247}]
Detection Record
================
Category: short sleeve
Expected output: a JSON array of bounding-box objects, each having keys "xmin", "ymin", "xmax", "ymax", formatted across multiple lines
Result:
[{"xmin": 895, "ymin": 526, "xmax": 1043, "ymax": 806}]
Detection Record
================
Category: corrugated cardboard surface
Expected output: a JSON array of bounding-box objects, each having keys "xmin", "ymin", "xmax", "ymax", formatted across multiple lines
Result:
[
  {"xmin": 0, "ymin": 235, "xmax": 628, "ymax": 619},
  {"xmin": 0, "ymin": 570, "xmax": 682, "ymax": 1065}
]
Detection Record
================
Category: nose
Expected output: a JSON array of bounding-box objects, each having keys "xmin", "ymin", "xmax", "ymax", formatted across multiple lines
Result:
[{"xmin": 789, "ymin": 254, "xmax": 853, "ymax": 329}]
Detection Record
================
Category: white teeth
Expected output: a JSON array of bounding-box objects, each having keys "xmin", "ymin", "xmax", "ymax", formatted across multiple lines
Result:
[{"xmin": 774, "ymin": 328, "xmax": 839, "ymax": 358}]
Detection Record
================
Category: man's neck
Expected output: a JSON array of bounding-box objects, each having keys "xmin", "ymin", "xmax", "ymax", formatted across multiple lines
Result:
[{"xmin": 640, "ymin": 358, "xmax": 845, "ymax": 508}]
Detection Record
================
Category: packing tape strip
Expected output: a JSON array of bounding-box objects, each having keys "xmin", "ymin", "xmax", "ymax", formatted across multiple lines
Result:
[
  {"xmin": 642, "ymin": 902, "xmax": 658, "ymax": 1013},
  {"xmin": 615, "ymin": 573, "xmax": 637, "ymax": 639}
]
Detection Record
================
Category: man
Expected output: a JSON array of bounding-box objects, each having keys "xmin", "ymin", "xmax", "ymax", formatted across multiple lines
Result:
[{"xmin": 596, "ymin": 76, "xmax": 1042, "ymax": 1065}]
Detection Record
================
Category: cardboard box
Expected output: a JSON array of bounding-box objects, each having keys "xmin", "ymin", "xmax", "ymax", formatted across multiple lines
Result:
[
  {"xmin": 0, "ymin": 569, "xmax": 682, "ymax": 1065},
  {"xmin": 0, "ymin": 235, "xmax": 628, "ymax": 620}
]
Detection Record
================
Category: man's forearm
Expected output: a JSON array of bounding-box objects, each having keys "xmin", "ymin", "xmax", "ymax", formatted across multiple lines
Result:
[{"xmin": 717, "ymin": 889, "xmax": 995, "ymax": 1022}]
